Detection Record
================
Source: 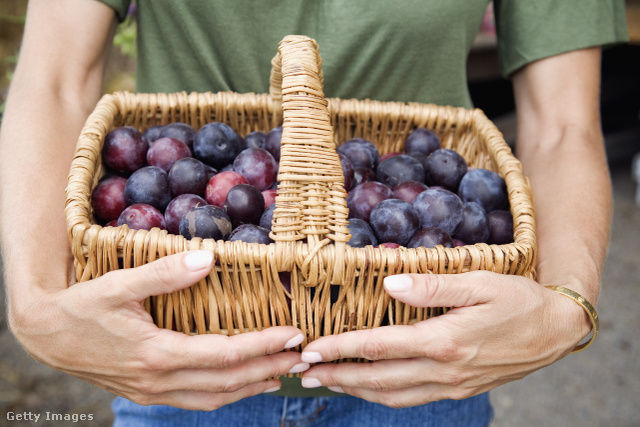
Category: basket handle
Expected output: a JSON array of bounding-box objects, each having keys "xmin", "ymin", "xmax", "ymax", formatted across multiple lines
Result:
[{"xmin": 268, "ymin": 35, "xmax": 350, "ymax": 286}]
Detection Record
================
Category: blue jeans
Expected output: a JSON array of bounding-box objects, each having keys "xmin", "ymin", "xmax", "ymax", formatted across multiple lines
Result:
[{"xmin": 112, "ymin": 393, "xmax": 493, "ymax": 426}]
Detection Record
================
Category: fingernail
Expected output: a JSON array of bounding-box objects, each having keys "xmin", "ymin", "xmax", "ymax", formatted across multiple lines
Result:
[
  {"xmin": 288, "ymin": 362, "xmax": 310, "ymax": 374},
  {"xmin": 301, "ymin": 377, "xmax": 322, "ymax": 389},
  {"xmin": 184, "ymin": 251, "xmax": 214, "ymax": 271},
  {"xmin": 384, "ymin": 275, "xmax": 412, "ymax": 292},
  {"xmin": 328, "ymin": 386, "xmax": 344, "ymax": 393},
  {"xmin": 301, "ymin": 351, "xmax": 323, "ymax": 364},
  {"xmin": 284, "ymin": 334, "xmax": 304, "ymax": 349},
  {"xmin": 263, "ymin": 385, "xmax": 281, "ymax": 394}
]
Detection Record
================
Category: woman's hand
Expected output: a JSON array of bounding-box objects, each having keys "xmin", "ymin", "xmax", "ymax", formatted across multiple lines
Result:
[
  {"xmin": 8, "ymin": 251, "xmax": 307, "ymax": 410},
  {"xmin": 299, "ymin": 271, "xmax": 590, "ymax": 408}
]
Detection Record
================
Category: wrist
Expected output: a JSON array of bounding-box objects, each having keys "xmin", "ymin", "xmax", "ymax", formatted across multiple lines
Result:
[{"xmin": 546, "ymin": 284, "xmax": 597, "ymax": 353}]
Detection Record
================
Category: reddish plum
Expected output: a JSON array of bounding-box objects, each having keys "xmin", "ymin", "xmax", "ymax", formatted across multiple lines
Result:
[
  {"xmin": 392, "ymin": 181, "xmax": 428, "ymax": 204},
  {"xmin": 146, "ymin": 137, "xmax": 191, "ymax": 173},
  {"xmin": 204, "ymin": 171, "xmax": 248, "ymax": 207},
  {"xmin": 164, "ymin": 194, "xmax": 207, "ymax": 235},
  {"xmin": 233, "ymin": 148, "xmax": 278, "ymax": 191},
  {"xmin": 91, "ymin": 176, "xmax": 127, "ymax": 222},
  {"xmin": 102, "ymin": 126, "xmax": 148, "ymax": 174},
  {"xmin": 117, "ymin": 204, "xmax": 166, "ymax": 231},
  {"xmin": 346, "ymin": 181, "xmax": 393, "ymax": 222}
]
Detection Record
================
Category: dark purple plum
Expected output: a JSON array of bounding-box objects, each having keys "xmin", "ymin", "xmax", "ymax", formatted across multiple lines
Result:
[
  {"xmin": 258, "ymin": 204, "xmax": 276, "ymax": 230},
  {"xmin": 380, "ymin": 151, "xmax": 402, "ymax": 162},
  {"xmin": 346, "ymin": 181, "xmax": 393, "ymax": 222},
  {"xmin": 158, "ymin": 122, "xmax": 195, "ymax": 153},
  {"xmin": 407, "ymin": 227, "xmax": 454, "ymax": 249},
  {"xmin": 352, "ymin": 167, "xmax": 376, "ymax": 188},
  {"xmin": 424, "ymin": 148, "xmax": 468, "ymax": 191},
  {"xmin": 143, "ymin": 125, "xmax": 164, "ymax": 145},
  {"xmin": 91, "ymin": 176, "xmax": 128, "ymax": 222},
  {"xmin": 102, "ymin": 126, "xmax": 148, "ymax": 174},
  {"xmin": 259, "ymin": 203, "xmax": 276, "ymax": 230},
  {"xmin": 244, "ymin": 131, "xmax": 267, "ymax": 150},
  {"xmin": 193, "ymin": 122, "xmax": 243, "ymax": 169},
  {"xmin": 146, "ymin": 137, "xmax": 191, "ymax": 173},
  {"xmin": 164, "ymin": 194, "xmax": 207, "ymax": 235},
  {"xmin": 392, "ymin": 181, "xmax": 428, "ymax": 204},
  {"xmin": 339, "ymin": 153, "xmax": 355, "ymax": 190},
  {"xmin": 224, "ymin": 184, "xmax": 265, "ymax": 227},
  {"xmin": 117, "ymin": 204, "xmax": 166, "ymax": 231},
  {"xmin": 233, "ymin": 148, "xmax": 278, "ymax": 191},
  {"xmin": 408, "ymin": 152, "xmax": 430, "ymax": 174},
  {"xmin": 168, "ymin": 157, "xmax": 209, "ymax": 197},
  {"xmin": 458, "ymin": 168, "xmax": 508, "ymax": 212},
  {"xmin": 346, "ymin": 218, "xmax": 378, "ymax": 248},
  {"xmin": 404, "ymin": 127, "xmax": 440, "ymax": 156},
  {"xmin": 124, "ymin": 166, "xmax": 172, "ymax": 212},
  {"xmin": 369, "ymin": 199, "xmax": 421, "ymax": 246},
  {"xmin": 179, "ymin": 205, "xmax": 232, "ymax": 240},
  {"xmin": 453, "ymin": 202, "xmax": 490, "ymax": 244},
  {"xmin": 337, "ymin": 138, "xmax": 380, "ymax": 171},
  {"xmin": 220, "ymin": 164, "xmax": 235, "ymax": 172},
  {"xmin": 228, "ymin": 224, "xmax": 273, "ymax": 244},
  {"xmin": 204, "ymin": 171, "xmax": 248, "ymax": 207},
  {"xmin": 487, "ymin": 210, "xmax": 514, "ymax": 244},
  {"xmin": 264, "ymin": 126, "xmax": 282, "ymax": 161},
  {"xmin": 412, "ymin": 188, "xmax": 464, "ymax": 236},
  {"xmin": 376, "ymin": 154, "xmax": 425, "ymax": 188}
]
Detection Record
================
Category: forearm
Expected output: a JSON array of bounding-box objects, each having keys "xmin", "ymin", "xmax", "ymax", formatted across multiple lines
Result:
[
  {"xmin": 513, "ymin": 47, "xmax": 610, "ymax": 305},
  {"xmin": 0, "ymin": 84, "xmax": 97, "ymax": 293},
  {"xmin": 518, "ymin": 126, "xmax": 611, "ymax": 304},
  {"xmin": 0, "ymin": 0, "xmax": 116, "ymax": 313}
]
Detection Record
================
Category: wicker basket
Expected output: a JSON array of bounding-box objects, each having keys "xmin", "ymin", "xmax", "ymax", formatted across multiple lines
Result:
[{"xmin": 65, "ymin": 35, "xmax": 536, "ymax": 350}]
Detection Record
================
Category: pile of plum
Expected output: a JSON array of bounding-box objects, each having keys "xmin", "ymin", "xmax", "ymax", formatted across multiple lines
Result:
[{"xmin": 92, "ymin": 122, "xmax": 514, "ymax": 249}]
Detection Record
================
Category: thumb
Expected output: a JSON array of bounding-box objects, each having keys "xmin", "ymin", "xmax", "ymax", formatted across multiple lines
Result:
[
  {"xmin": 101, "ymin": 250, "xmax": 214, "ymax": 303},
  {"xmin": 382, "ymin": 271, "xmax": 497, "ymax": 308}
]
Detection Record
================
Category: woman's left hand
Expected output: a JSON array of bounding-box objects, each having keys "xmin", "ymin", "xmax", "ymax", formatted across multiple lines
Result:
[{"xmin": 300, "ymin": 271, "xmax": 589, "ymax": 408}]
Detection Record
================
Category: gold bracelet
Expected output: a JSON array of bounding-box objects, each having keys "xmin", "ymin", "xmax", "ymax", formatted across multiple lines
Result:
[{"xmin": 545, "ymin": 285, "xmax": 599, "ymax": 353}]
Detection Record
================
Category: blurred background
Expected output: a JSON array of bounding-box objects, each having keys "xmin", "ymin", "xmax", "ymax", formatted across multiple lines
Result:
[{"xmin": 1, "ymin": 1, "xmax": 639, "ymax": 425}]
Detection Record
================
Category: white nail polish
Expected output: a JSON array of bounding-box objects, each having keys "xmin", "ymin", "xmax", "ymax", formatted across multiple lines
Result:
[
  {"xmin": 288, "ymin": 362, "xmax": 310, "ymax": 374},
  {"xmin": 384, "ymin": 275, "xmax": 412, "ymax": 292},
  {"xmin": 284, "ymin": 334, "xmax": 304, "ymax": 349},
  {"xmin": 328, "ymin": 386, "xmax": 345, "ymax": 393},
  {"xmin": 184, "ymin": 251, "xmax": 214, "ymax": 271},
  {"xmin": 301, "ymin": 351, "xmax": 323, "ymax": 364},
  {"xmin": 301, "ymin": 377, "xmax": 322, "ymax": 388},
  {"xmin": 263, "ymin": 386, "xmax": 281, "ymax": 394}
]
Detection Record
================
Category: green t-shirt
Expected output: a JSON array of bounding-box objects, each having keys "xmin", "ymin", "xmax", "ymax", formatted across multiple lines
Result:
[
  {"xmin": 102, "ymin": 0, "xmax": 626, "ymax": 108},
  {"xmin": 98, "ymin": 0, "xmax": 627, "ymax": 397}
]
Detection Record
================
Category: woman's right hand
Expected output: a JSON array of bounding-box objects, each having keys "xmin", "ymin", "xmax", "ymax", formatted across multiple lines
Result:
[{"xmin": 8, "ymin": 251, "xmax": 306, "ymax": 410}]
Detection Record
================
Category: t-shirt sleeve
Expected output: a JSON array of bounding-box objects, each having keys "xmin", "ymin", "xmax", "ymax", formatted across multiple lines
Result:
[
  {"xmin": 96, "ymin": 0, "xmax": 131, "ymax": 23},
  {"xmin": 493, "ymin": 0, "xmax": 629, "ymax": 76}
]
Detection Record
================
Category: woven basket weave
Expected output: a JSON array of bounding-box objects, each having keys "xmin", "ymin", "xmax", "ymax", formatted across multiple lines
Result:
[{"xmin": 65, "ymin": 35, "xmax": 536, "ymax": 349}]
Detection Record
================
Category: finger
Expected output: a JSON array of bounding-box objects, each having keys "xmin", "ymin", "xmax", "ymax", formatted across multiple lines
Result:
[
  {"xmin": 301, "ymin": 357, "xmax": 483, "ymax": 394},
  {"xmin": 133, "ymin": 379, "xmax": 284, "ymax": 411},
  {"xmin": 302, "ymin": 359, "xmax": 430, "ymax": 392},
  {"xmin": 382, "ymin": 271, "xmax": 499, "ymax": 308},
  {"xmin": 334, "ymin": 381, "xmax": 491, "ymax": 409},
  {"xmin": 301, "ymin": 325, "xmax": 440, "ymax": 363},
  {"xmin": 147, "ymin": 327, "xmax": 305, "ymax": 371},
  {"xmin": 158, "ymin": 351, "xmax": 308, "ymax": 395},
  {"xmin": 100, "ymin": 250, "xmax": 214, "ymax": 303}
]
